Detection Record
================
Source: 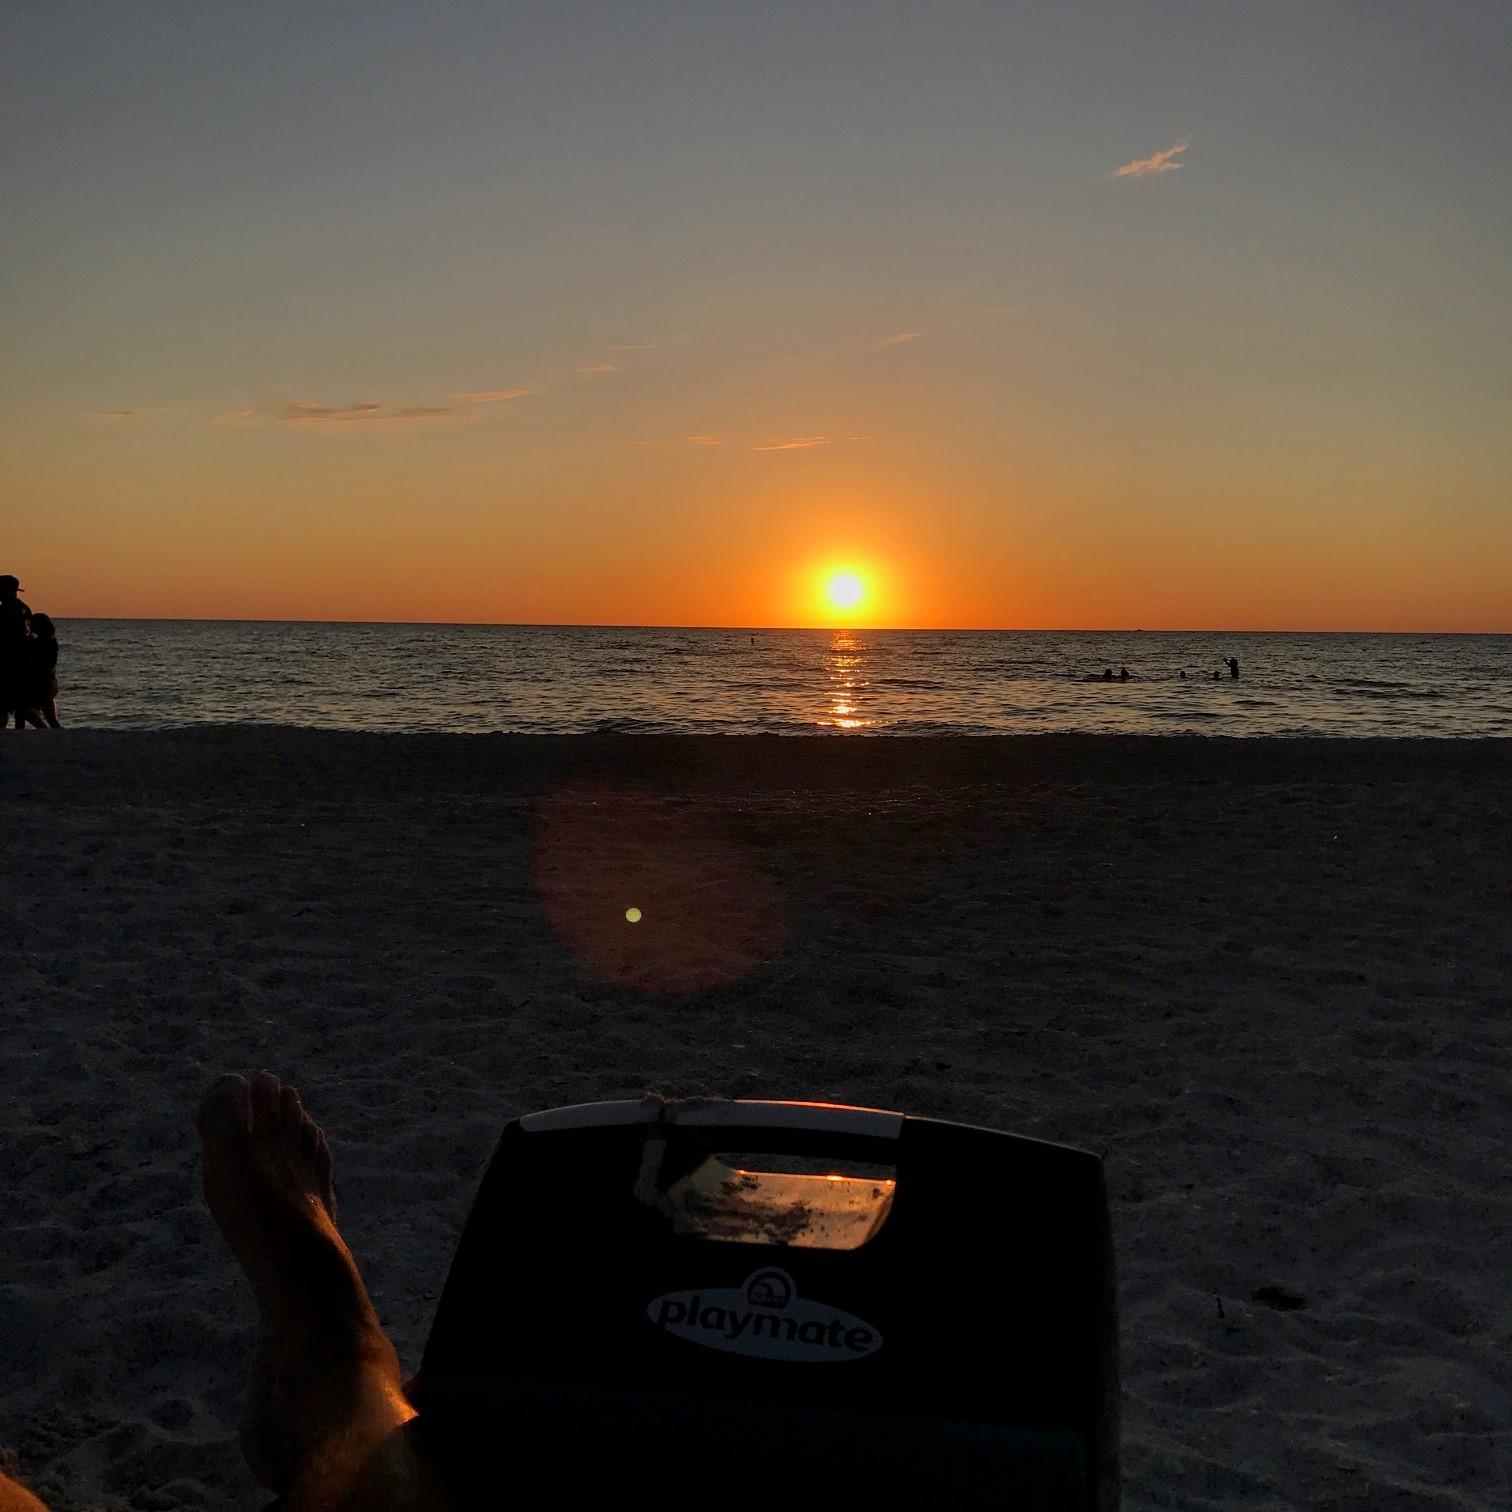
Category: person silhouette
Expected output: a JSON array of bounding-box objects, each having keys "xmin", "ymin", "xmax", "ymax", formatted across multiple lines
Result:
[
  {"xmin": 1118, "ymin": 666, "xmax": 1130, "ymax": 681},
  {"xmin": 1102, "ymin": 667, "xmax": 1113, "ymax": 682},
  {"xmin": 1226, "ymin": 657, "xmax": 1240, "ymax": 680},
  {"xmin": 0, "ymin": 574, "xmax": 33, "ymax": 730},
  {"xmin": 24, "ymin": 613, "xmax": 60, "ymax": 729}
]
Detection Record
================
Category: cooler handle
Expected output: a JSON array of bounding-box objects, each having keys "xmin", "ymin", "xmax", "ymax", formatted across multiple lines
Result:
[{"xmin": 519, "ymin": 1097, "xmax": 905, "ymax": 1165}]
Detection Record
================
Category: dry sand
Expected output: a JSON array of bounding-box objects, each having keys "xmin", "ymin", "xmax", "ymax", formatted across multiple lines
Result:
[{"xmin": 1, "ymin": 730, "xmax": 1508, "ymax": 1510}]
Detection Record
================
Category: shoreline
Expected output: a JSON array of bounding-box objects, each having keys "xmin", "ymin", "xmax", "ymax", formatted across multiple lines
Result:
[{"xmin": 7, "ymin": 725, "xmax": 1512, "ymax": 779}]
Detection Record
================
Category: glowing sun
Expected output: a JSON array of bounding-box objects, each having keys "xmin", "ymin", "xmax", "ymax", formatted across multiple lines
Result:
[{"xmin": 825, "ymin": 571, "xmax": 866, "ymax": 611}]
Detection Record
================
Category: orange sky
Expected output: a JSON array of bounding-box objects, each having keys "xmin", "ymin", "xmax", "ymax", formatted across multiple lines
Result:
[
  {"xmin": 8, "ymin": 402, "xmax": 1507, "ymax": 630},
  {"xmin": 4, "ymin": 6, "xmax": 1509, "ymax": 631}
]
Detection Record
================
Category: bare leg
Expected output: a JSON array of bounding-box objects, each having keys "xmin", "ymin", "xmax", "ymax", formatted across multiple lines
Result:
[{"xmin": 199, "ymin": 1072, "xmax": 450, "ymax": 1512}]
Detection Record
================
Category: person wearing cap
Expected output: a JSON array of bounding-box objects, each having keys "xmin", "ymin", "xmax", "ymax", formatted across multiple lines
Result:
[{"xmin": 0, "ymin": 575, "xmax": 33, "ymax": 730}]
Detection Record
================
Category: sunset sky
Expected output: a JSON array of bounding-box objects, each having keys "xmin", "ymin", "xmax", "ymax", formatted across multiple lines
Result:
[{"xmin": 3, "ymin": 3, "xmax": 1509, "ymax": 630}]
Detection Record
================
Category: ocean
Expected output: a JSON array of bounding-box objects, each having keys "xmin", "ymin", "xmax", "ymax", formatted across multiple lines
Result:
[{"xmin": 32, "ymin": 621, "xmax": 1512, "ymax": 738}]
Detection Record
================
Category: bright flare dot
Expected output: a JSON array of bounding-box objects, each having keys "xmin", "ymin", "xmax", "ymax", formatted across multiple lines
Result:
[
  {"xmin": 624, "ymin": 906, "xmax": 642, "ymax": 924},
  {"xmin": 826, "ymin": 572, "xmax": 865, "ymax": 611}
]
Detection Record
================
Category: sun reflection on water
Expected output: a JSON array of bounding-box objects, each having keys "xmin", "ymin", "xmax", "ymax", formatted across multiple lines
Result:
[{"xmin": 822, "ymin": 630, "xmax": 874, "ymax": 730}]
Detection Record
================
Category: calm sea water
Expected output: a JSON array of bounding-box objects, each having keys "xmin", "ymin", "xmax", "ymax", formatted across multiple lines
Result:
[{"xmin": 38, "ymin": 621, "xmax": 1512, "ymax": 738}]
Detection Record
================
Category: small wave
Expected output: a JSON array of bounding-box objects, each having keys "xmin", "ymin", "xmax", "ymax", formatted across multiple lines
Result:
[{"xmin": 580, "ymin": 718, "xmax": 684, "ymax": 735}]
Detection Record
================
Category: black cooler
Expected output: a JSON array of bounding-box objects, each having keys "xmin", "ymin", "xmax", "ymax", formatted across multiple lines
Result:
[{"xmin": 416, "ymin": 1098, "xmax": 1119, "ymax": 1509}]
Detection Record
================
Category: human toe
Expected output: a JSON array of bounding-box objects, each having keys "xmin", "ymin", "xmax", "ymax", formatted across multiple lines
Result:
[
  {"xmin": 248, "ymin": 1070, "xmax": 284, "ymax": 1130},
  {"xmin": 197, "ymin": 1073, "xmax": 251, "ymax": 1140}
]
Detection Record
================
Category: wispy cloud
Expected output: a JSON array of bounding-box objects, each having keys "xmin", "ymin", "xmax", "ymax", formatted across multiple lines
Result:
[
  {"xmin": 876, "ymin": 330, "xmax": 924, "ymax": 349},
  {"xmin": 279, "ymin": 401, "xmax": 458, "ymax": 425},
  {"xmin": 577, "ymin": 361, "xmax": 616, "ymax": 376},
  {"xmin": 1113, "ymin": 140, "xmax": 1190, "ymax": 178},
  {"xmin": 213, "ymin": 401, "xmax": 457, "ymax": 427},
  {"xmin": 685, "ymin": 435, "xmax": 723, "ymax": 446},
  {"xmin": 754, "ymin": 435, "xmax": 830, "ymax": 452},
  {"xmin": 95, "ymin": 408, "xmax": 141, "ymax": 420},
  {"xmin": 215, "ymin": 389, "xmax": 530, "ymax": 427},
  {"xmin": 608, "ymin": 342, "xmax": 658, "ymax": 353},
  {"xmin": 452, "ymin": 387, "xmax": 533, "ymax": 405}
]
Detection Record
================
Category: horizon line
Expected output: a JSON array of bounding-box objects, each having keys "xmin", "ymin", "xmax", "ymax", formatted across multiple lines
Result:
[{"xmin": 42, "ymin": 616, "xmax": 1511, "ymax": 636}]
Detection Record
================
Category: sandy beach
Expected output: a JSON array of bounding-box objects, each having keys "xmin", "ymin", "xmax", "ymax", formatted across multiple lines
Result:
[{"xmin": 1, "ymin": 729, "xmax": 1508, "ymax": 1511}]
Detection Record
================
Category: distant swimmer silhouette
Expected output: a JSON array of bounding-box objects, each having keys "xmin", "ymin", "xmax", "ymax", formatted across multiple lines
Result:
[
  {"xmin": 1226, "ymin": 657, "xmax": 1240, "ymax": 680},
  {"xmin": 1179, "ymin": 669, "xmax": 1187, "ymax": 679},
  {"xmin": 1102, "ymin": 667, "xmax": 1113, "ymax": 682},
  {"xmin": 1118, "ymin": 666, "xmax": 1130, "ymax": 682},
  {"xmin": 1213, "ymin": 670, "xmax": 1222, "ymax": 680}
]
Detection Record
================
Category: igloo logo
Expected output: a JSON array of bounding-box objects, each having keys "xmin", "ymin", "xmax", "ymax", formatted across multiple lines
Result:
[{"xmin": 646, "ymin": 1267, "xmax": 882, "ymax": 1363}]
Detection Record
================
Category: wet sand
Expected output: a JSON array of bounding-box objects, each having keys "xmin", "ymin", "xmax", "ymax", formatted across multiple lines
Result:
[{"xmin": 1, "ymin": 730, "xmax": 1509, "ymax": 1510}]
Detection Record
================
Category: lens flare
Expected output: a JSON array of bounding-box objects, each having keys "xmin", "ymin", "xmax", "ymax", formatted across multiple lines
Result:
[{"xmin": 536, "ymin": 783, "xmax": 786, "ymax": 997}]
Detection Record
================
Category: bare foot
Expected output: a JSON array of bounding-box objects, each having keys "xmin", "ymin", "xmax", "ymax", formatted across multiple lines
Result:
[
  {"xmin": 199, "ymin": 1072, "xmax": 337, "ymax": 1294},
  {"xmin": 198, "ymin": 1073, "xmax": 412, "ymax": 1497}
]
